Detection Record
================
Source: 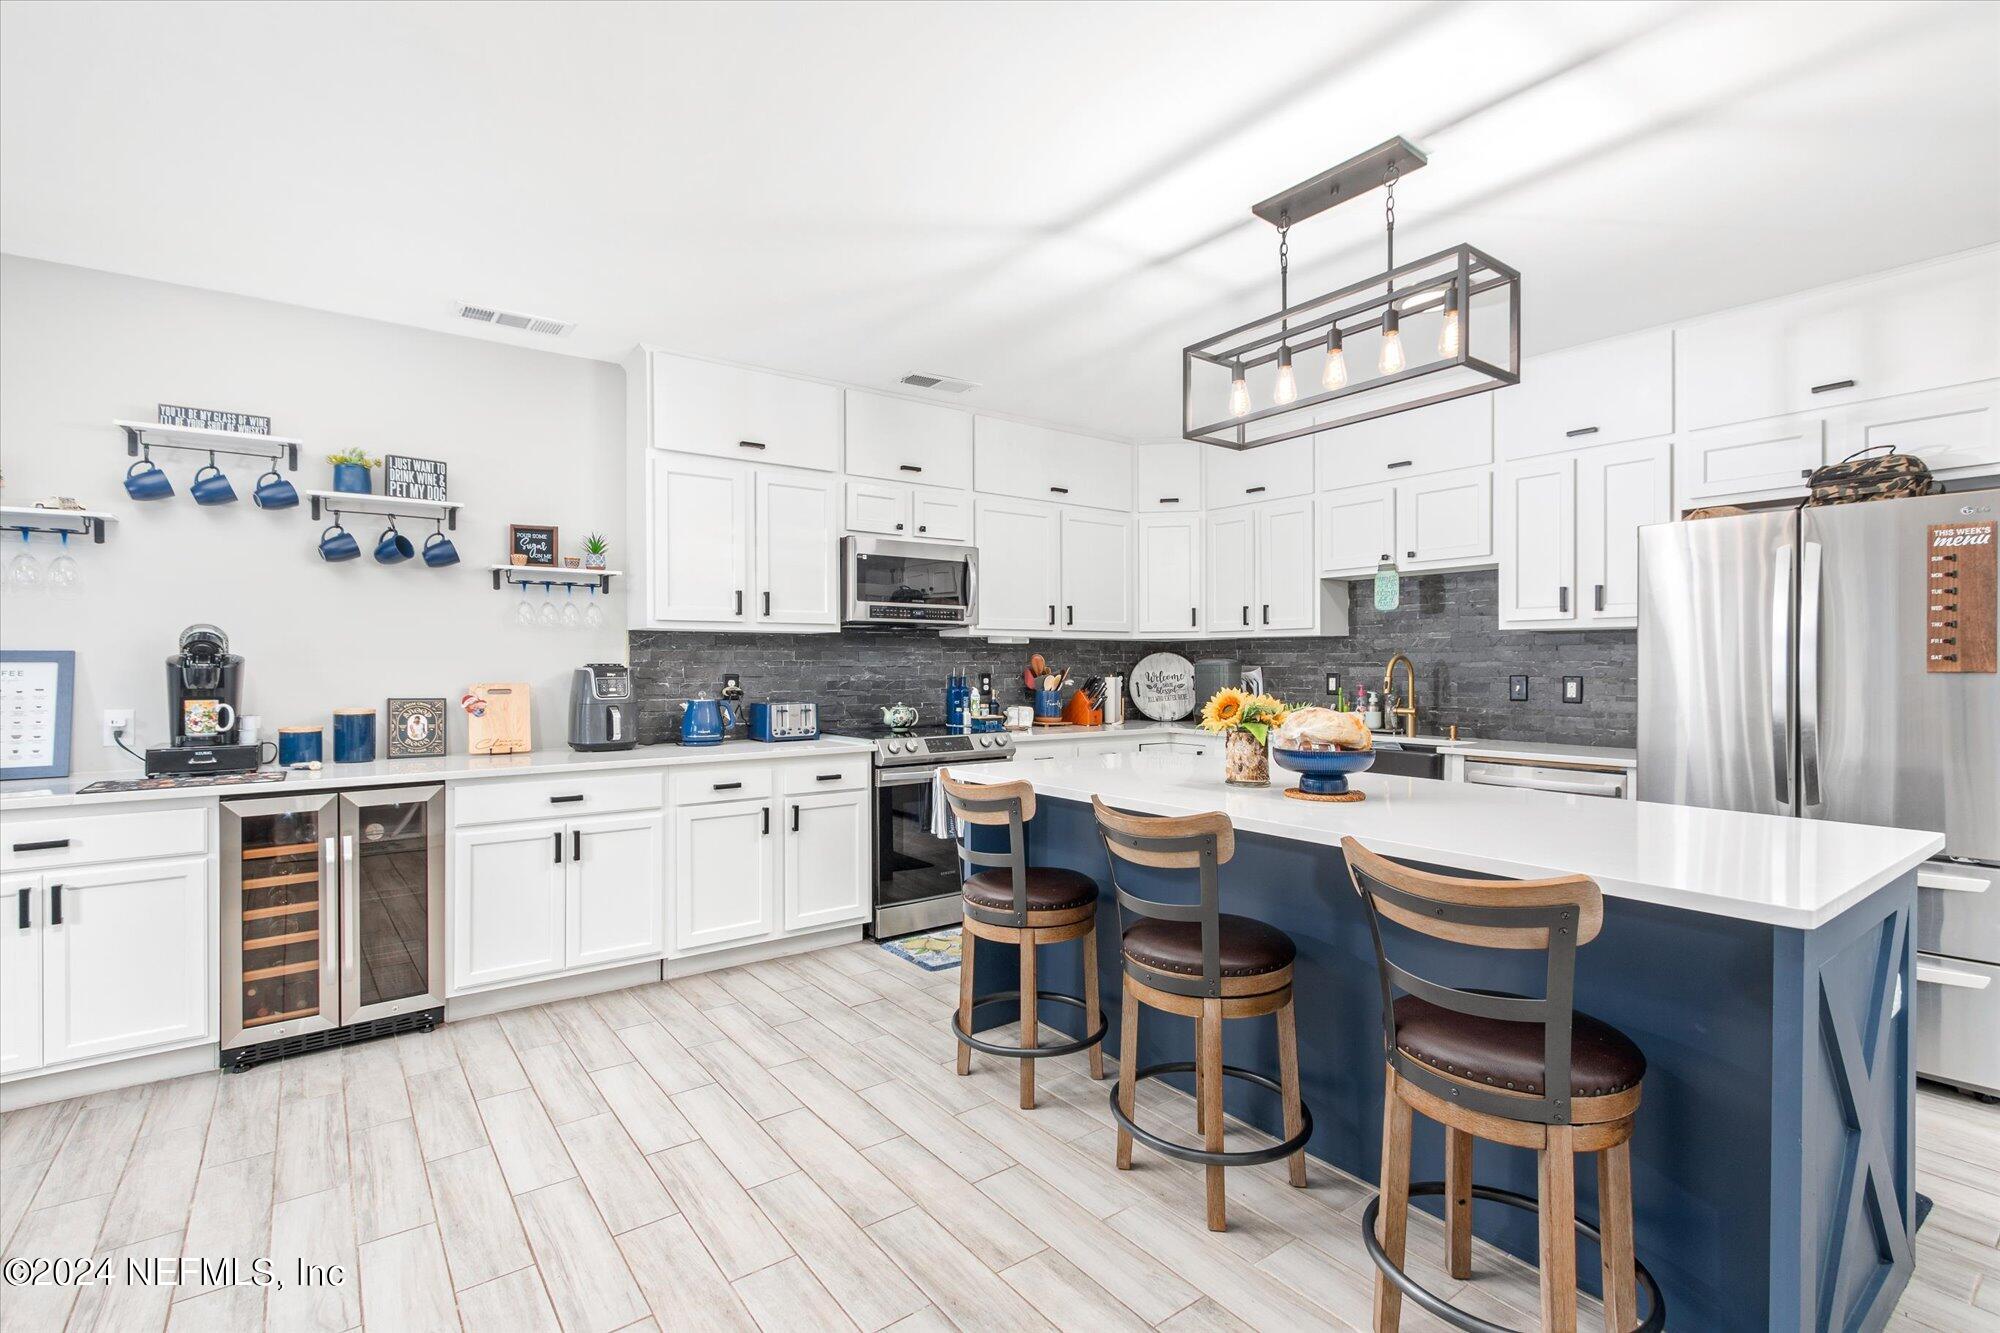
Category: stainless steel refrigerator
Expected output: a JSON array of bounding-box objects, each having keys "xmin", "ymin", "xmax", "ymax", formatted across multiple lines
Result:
[{"xmin": 1639, "ymin": 489, "xmax": 2000, "ymax": 1098}]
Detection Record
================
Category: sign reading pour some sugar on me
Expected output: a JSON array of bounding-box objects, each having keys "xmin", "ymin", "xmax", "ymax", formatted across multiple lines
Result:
[{"xmin": 385, "ymin": 455, "xmax": 448, "ymax": 501}]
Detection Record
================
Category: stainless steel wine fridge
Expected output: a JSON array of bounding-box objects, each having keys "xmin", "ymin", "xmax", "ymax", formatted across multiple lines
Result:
[{"xmin": 220, "ymin": 786, "xmax": 445, "ymax": 1069}]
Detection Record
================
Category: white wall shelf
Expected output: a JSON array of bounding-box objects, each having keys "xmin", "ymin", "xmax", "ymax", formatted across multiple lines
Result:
[
  {"xmin": 0, "ymin": 505, "xmax": 119, "ymax": 544},
  {"xmin": 487, "ymin": 564, "xmax": 622, "ymax": 593},
  {"xmin": 116, "ymin": 419, "xmax": 301, "ymax": 471},
  {"xmin": 306, "ymin": 490, "xmax": 461, "ymax": 530}
]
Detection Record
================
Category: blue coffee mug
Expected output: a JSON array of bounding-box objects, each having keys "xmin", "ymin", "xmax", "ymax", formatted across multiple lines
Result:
[
  {"xmin": 422, "ymin": 531, "xmax": 460, "ymax": 567},
  {"xmin": 332, "ymin": 709, "xmax": 375, "ymax": 764},
  {"xmin": 191, "ymin": 464, "xmax": 237, "ymax": 506},
  {"xmin": 124, "ymin": 458, "xmax": 174, "ymax": 501},
  {"xmin": 319, "ymin": 523, "xmax": 360, "ymax": 562},
  {"xmin": 373, "ymin": 525, "xmax": 415, "ymax": 565},
  {"xmin": 252, "ymin": 469, "xmax": 299, "ymax": 510},
  {"xmin": 277, "ymin": 727, "xmax": 322, "ymax": 767}
]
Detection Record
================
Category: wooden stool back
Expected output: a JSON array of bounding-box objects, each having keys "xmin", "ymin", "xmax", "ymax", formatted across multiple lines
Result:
[
  {"xmin": 939, "ymin": 770, "xmax": 1035, "ymax": 927},
  {"xmin": 1093, "ymin": 797, "xmax": 1239, "ymax": 999},
  {"xmin": 1341, "ymin": 836, "xmax": 1604, "ymax": 1128}
]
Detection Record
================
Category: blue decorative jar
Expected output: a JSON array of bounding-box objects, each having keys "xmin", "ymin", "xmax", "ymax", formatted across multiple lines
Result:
[{"xmin": 332, "ymin": 462, "xmax": 372, "ymax": 494}]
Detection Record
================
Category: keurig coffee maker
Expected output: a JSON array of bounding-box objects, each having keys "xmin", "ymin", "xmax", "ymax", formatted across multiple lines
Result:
[
  {"xmin": 147, "ymin": 623, "xmax": 258, "ymax": 775},
  {"xmin": 568, "ymin": 664, "xmax": 636, "ymax": 751}
]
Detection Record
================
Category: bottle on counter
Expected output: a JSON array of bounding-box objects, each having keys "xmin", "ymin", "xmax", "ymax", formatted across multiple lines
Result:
[{"xmin": 1363, "ymin": 689, "xmax": 1385, "ymax": 731}]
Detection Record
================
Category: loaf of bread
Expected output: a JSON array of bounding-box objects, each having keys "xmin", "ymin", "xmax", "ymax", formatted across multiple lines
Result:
[{"xmin": 1272, "ymin": 707, "xmax": 1373, "ymax": 752}]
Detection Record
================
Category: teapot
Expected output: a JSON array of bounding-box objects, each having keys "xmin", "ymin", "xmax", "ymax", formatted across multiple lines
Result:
[
  {"xmin": 681, "ymin": 695, "xmax": 736, "ymax": 746},
  {"xmin": 881, "ymin": 702, "xmax": 919, "ymax": 732}
]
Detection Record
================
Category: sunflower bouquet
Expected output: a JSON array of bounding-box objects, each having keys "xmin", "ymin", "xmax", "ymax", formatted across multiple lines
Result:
[{"xmin": 1198, "ymin": 688, "xmax": 1294, "ymax": 787}]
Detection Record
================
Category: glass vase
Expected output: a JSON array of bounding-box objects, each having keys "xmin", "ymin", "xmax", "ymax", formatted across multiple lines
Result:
[{"xmin": 1223, "ymin": 729, "xmax": 1269, "ymax": 787}]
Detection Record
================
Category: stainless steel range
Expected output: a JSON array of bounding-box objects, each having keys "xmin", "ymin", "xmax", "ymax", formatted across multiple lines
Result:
[{"xmin": 838, "ymin": 725, "xmax": 1013, "ymax": 938}]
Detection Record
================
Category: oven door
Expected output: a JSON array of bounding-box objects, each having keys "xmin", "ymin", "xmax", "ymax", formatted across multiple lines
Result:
[
  {"xmin": 843, "ymin": 535, "xmax": 976, "ymax": 626},
  {"xmin": 871, "ymin": 765, "xmax": 979, "ymax": 938}
]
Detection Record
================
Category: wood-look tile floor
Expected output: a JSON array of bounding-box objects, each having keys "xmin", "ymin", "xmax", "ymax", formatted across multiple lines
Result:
[{"xmin": 3, "ymin": 941, "xmax": 1996, "ymax": 1331}]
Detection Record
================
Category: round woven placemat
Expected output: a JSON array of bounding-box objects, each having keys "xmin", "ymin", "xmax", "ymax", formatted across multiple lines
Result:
[{"xmin": 1282, "ymin": 786, "xmax": 1366, "ymax": 804}]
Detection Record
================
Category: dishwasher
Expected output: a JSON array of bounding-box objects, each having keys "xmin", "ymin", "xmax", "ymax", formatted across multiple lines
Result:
[{"xmin": 1462, "ymin": 757, "xmax": 1630, "ymax": 799}]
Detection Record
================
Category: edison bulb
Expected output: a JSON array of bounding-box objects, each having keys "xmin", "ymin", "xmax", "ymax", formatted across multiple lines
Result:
[
  {"xmin": 1273, "ymin": 346, "xmax": 1298, "ymax": 405},
  {"xmin": 1379, "ymin": 308, "xmax": 1405, "ymax": 374},
  {"xmin": 1437, "ymin": 288, "xmax": 1462, "ymax": 358},
  {"xmin": 1322, "ymin": 328, "xmax": 1347, "ymax": 390},
  {"xmin": 1228, "ymin": 367, "xmax": 1251, "ymax": 418}
]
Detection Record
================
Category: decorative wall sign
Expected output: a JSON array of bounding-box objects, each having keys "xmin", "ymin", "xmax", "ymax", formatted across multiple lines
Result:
[
  {"xmin": 387, "ymin": 697, "xmax": 448, "ymax": 758},
  {"xmin": 509, "ymin": 524, "xmax": 559, "ymax": 566},
  {"xmin": 157, "ymin": 404, "xmax": 271, "ymax": 435},
  {"xmin": 1, "ymin": 650, "xmax": 75, "ymax": 779},
  {"xmin": 1927, "ymin": 520, "xmax": 1996, "ymax": 674},
  {"xmin": 1129, "ymin": 652, "xmax": 1197, "ymax": 721},
  {"xmin": 385, "ymin": 455, "xmax": 448, "ymax": 501}
]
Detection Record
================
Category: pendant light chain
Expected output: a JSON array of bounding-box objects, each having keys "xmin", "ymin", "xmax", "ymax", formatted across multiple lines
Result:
[
  {"xmin": 1277, "ymin": 211, "xmax": 1291, "ymax": 325},
  {"xmin": 1383, "ymin": 160, "xmax": 1398, "ymax": 293}
]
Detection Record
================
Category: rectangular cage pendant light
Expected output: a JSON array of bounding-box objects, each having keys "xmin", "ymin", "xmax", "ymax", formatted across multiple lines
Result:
[{"xmin": 1183, "ymin": 139, "xmax": 1521, "ymax": 451}]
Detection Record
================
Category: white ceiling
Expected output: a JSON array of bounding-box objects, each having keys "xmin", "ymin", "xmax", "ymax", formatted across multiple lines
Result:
[{"xmin": 4, "ymin": 1, "xmax": 1996, "ymax": 442}]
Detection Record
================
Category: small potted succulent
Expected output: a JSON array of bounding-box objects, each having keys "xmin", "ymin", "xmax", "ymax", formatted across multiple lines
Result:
[
  {"xmin": 581, "ymin": 532, "xmax": 610, "ymax": 570},
  {"xmin": 326, "ymin": 448, "xmax": 380, "ymax": 495},
  {"xmin": 1197, "ymin": 687, "xmax": 1292, "ymax": 787}
]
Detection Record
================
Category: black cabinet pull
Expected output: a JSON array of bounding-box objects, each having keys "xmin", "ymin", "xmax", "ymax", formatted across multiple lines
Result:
[
  {"xmin": 899, "ymin": 464, "xmax": 922, "ymax": 473},
  {"xmin": 1565, "ymin": 426, "xmax": 1599, "ymax": 438},
  {"xmin": 1810, "ymin": 379, "xmax": 1856, "ymax": 395},
  {"xmin": 1381, "ymin": 552, "xmax": 1391, "ymax": 561},
  {"xmin": 734, "ymin": 590, "xmax": 743, "ymax": 616},
  {"xmin": 1049, "ymin": 485, "xmax": 1069, "ymax": 495},
  {"xmin": 790, "ymin": 805, "xmax": 800, "ymax": 832},
  {"xmin": 761, "ymin": 806, "xmax": 771, "ymax": 835},
  {"xmin": 816, "ymin": 773, "xmax": 842, "ymax": 782},
  {"xmin": 1048, "ymin": 604, "xmax": 1056, "ymax": 626},
  {"xmin": 738, "ymin": 439, "xmax": 768, "ymax": 450},
  {"xmin": 1241, "ymin": 605, "xmax": 1249, "ymax": 626},
  {"xmin": 712, "ymin": 781, "xmax": 743, "ymax": 791},
  {"xmin": 572, "ymin": 830, "xmax": 582, "ymax": 862},
  {"xmin": 15, "ymin": 888, "xmax": 28, "ymax": 930},
  {"xmin": 553, "ymin": 832, "xmax": 563, "ymax": 864},
  {"xmin": 1159, "ymin": 496, "xmax": 1179, "ymax": 504},
  {"xmin": 1190, "ymin": 607, "xmax": 1197, "ymax": 628},
  {"xmin": 1262, "ymin": 604, "xmax": 1270, "ymax": 625},
  {"xmin": 1245, "ymin": 485, "xmax": 1266, "ymax": 494},
  {"xmin": 763, "ymin": 591, "xmax": 771, "ymax": 615},
  {"xmin": 1559, "ymin": 586, "xmax": 1570, "ymax": 613},
  {"xmin": 917, "ymin": 525, "xmax": 926, "ymax": 533},
  {"xmin": 1407, "ymin": 550, "xmax": 1416, "ymax": 559},
  {"xmin": 549, "ymin": 794, "xmax": 584, "ymax": 805},
  {"xmin": 10, "ymin": 838, "xmax": 69, "ymax": 853},
  {"xmin": 1595, "ymin": 584, "xmax": 1605, "ymax": 612},
  {"xmin": 1386, "ymin": 460, "xmax": 1413, "ymax": 469},
  {"xmin": 48, "ymin": 883, "xmax": 62, "ymax": 926},
  {"xmin": 894, "ymin": 522, "xmax": 904, "ymax": 531},
  {"xmin": 1066, "ymin": 605, "xmax": 1074, "ymax": 626}
]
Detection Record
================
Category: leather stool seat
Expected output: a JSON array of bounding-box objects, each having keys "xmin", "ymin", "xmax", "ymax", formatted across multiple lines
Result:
[
  {"xmin": 1122, "ymin": 914, "xmax": 1296, "ymax": 979},
  {"xmin": 962, "ymin": 865, "xmax": 1098, "ymax": 914},
  {"xmin": 1392, "ymin": 993, "xmax": 1647, "ymax": 1098}
]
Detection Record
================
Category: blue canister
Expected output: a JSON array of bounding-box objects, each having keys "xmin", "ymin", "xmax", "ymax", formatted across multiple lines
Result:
[
  {"xmin": 332, "ymin": 709, "xmax": 376, "ymax": 763},
  {"xmin": 277, "ymin": 727, "xmax": 323, "ymax": 767},
  {"xmin": 1033, "ymin": 683, "xmax": 1062, "ymax": 720},
  {"xmin": 945, "ymin": 674, "xmax": 969, "ymax": 730}
]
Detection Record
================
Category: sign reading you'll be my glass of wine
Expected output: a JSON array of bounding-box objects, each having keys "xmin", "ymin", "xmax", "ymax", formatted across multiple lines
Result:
[{"xmin": 385, "ymin": 454, "xmax": 448, "ymax": 501}]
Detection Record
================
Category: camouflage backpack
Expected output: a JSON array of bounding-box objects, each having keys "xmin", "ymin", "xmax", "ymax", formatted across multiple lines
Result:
[{"xmin": 1805, "ymin": 444, "xmax": 1938, "ymax": 506}]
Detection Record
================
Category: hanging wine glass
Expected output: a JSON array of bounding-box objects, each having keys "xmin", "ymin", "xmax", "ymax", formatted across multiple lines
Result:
[
  {"xmin": 7, "ymin": 530, "xmax": 40, "ymax": 595},
  {"xmin": 539, "ymin": 582, "xmax": 560, "ymax": 628},
  {"xmin": 514, "ymin": 580, "xmax": 537, "ymax": 628},
  {"xmin": 561, "ymin": 583, "xmax": 581, "ymax": 630},
  {"xmin": 584, "ymin": 585, "xmax": 605, "ymax": 631},
  {"xmin": 47, "ymin": 531, "xmax": 78, "ymax": 594}
]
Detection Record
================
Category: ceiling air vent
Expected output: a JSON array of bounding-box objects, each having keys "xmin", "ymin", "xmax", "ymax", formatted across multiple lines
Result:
[
  {"xmin": 455, "ymin": 303, "xmax": 574, "ymax": 337},
  {"xmin": 899, "ymin": 371, "xmax": 980, "ymax": 394}
]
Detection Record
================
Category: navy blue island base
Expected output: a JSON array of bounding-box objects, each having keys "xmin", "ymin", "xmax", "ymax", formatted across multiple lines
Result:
[{"xmin": 967, "ymin": 792, "xmax": 1918, "ymax": 1332}]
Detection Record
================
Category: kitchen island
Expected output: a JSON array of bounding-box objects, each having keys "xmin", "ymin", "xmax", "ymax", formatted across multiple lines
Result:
[{"xmin": 957, "ymin": 750, "xmax": 1942, "ymax": 1332}]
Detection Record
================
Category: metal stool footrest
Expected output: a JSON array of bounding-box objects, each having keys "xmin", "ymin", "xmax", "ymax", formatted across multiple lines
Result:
[
  {"xmin": 951, "ymin": 990, "xmax": 1108, "ymax": 1060},
  {"xmin": 1360, "ymin": 1181, "xmax": 1665, "ymax": 1333},
  {"xmin": 1109, "ymin": 1060, "xmax": 1313, "ymax": 1168}
]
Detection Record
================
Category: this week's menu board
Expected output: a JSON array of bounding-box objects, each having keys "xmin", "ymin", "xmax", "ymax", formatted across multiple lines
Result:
[{"xmin": 1, "ymin": 651, "xmax": 74, "ymax": 779}]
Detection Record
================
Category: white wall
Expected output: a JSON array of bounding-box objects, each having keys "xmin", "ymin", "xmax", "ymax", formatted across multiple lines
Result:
[{"xmin": 0, "ymin": 256, "xmax": 628, "ymax": 773}]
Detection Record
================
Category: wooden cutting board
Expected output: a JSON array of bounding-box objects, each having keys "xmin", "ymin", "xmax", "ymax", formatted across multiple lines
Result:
[{"xmin": 463, "ymin": 682, "xmax": 532, "ymax": 755}]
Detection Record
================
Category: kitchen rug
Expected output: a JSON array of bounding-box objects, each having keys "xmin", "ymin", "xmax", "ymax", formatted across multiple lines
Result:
[{"xmin": 878, "ymin": 927, "xmax": 962, "ymax": 971}]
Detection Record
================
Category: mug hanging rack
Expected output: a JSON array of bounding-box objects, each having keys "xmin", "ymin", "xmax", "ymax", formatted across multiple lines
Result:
[
  {"xmin": 306, "ymin": 490, "xmax": 461, "ymax": 529},
  {"xmin": 0, "ymin": 506, "xmax": 118, "ymax": 544},
  {"xmin": 116, "ymin": 419, "xmax": 300, "ymax": 471},
  {"xmin": 488, "ymin": 563, "xmax": 620, "ymax": 592}
]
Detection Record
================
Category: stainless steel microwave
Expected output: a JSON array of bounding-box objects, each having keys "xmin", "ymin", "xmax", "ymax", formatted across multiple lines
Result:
[{"xmin": 841, "ymin": 535, "xmax": 977, "ymax": 626}]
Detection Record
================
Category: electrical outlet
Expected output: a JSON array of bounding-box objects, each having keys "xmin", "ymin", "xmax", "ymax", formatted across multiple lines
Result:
[
  {"xmin": 721, "ymin": 673, "xmax": 742, "ymax": 700},
  {"xmin": 978, "ymin": 672, "xmax": 992, "ymax": 694},
  {"xmin": 1325, "ymin": 671, "xmax": 1340, "ymax": 697},
  {"xmin": 102, "ymin": 708, "xmax": 134, "ymax": 746},
  {"xmin": 1508, "ymin": 675, "xmax": 1529, "ymax": 702},
  {"xmin": 1562, "ymin": 676, "xmax": 1584, "ymax": 704}
]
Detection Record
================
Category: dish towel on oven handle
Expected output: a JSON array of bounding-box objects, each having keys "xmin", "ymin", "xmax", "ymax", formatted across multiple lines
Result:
[{"xmin": 926, "ymin": 769, "xmax": 958, "ymax": 841}]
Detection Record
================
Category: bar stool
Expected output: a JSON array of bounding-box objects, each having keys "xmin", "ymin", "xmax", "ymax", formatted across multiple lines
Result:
[
  {"xmin": 1092, "ymin": 797, "xmax": 1312, "ymax": 1232},
  {"xmin": 941, "ymin": 771, "xmax": 1107, "ymax": 1109},
  {"xmin": 1342, "ymin": 836, "xmax": 1665, "ymax": 1333}
]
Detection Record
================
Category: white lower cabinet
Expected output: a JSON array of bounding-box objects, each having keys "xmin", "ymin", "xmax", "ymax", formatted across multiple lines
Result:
[
  {"xmin": 1, "ymin": 874, "xmax": 42, "ymax": 1075},
  {"xmin": 781, "ymin": 791, "xmax": 869, "ymax": 932},
  {"xmin": 567, "ymin": 813, "xmax": 667, "ymax": 971},
  {"xmin": 672, "ymin": 799, "xmax": 776, "ymax": 954},
  {"xmin": 40, "ymin": 858, "xmax": 210, "ymax": 1068}
]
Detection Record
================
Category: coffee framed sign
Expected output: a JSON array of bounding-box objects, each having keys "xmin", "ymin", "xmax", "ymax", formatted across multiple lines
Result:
[
  {"xmin": 387, "ymin": 697, "xmax": 447, "ymax": 758},
  {"xmin": 509, "ymin": 524, "xmax": 558, "ymax": 566},
  {"xmin": 385, "ymin": 454, "xmax": 448, "ymax": 501}
]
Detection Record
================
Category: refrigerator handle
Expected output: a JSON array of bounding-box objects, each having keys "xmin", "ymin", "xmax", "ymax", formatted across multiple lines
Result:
[
  {"xmin": 1799, "ymin": 541, "xmax": 1824, "ymax": 807},
  {"xmin": 1771, "ymin": 545, "xmax": 1793, "ymax": 807}
]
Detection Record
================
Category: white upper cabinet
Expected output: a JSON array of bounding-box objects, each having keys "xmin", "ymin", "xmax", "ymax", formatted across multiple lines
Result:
[
  {"xmin": 1059, "ymin": 508, "xmax": 1134, "ymax": 635},
  {"xmin": 1577, "ymin": 440, "xmax": 1672, "ymax": 623},
  {"xmin": 648, "ymin": 352, "xmax": 842, "ymax": 472},
  {"xmin": 844, "ymin": 479, "xmax": 911, "ymax": 537},
  {"xmin": 844, "ymin": 480, "xmax": 971, "ymax": 541},
  {"xmin": 1833, "ymin": 382, "xmax": 2000, "ymax": 477},
  {"xmin": 1499, "ymin": 440, "xmax": 1669, "ymax": 629},
  {"xmin": 1318, "ymin": 392, "xmax": 1493, "ymax": 484},
  {"xmin": 910, "ymin": 486, "xmax": 972, "ymax": 542},
  {"xmin": 1497, "ymin": 458, "xmax": 1577, "ymax": 626},
  {"xmin": 645, "ymin": 454, "xmax": 753, "ymax": 625},
  {"xmin": 1676, "ymin": 248, "xmax": 2000, "ymax": 433},
  {"xmin": 974, "ymin": 496, "xmax": 1062, "ymax": 633},
  {"xmin": 973, "ymin": 417, "xmax": 1133, "ymax": 511},
  {"xmin": 1254, "ymin": 498, "xmax": 1317, "ymax": 632},
  {"xmin": 1396, "ymin": 468, "xmax": 1493, "ymax": 570},
  {"xmin": 1137, "ymin": 513, "xmax": 1201, "ymax": 635},
  {"xmin": 1135, "ymin": 441, "xmax": 1203, "ymax": 511},
  {"xmin": 754, "ymin": 469, "xmax": 838, "ymax": 626},
  {"xmin": 1204, "ymin": 434, "xmax": 1314, "ymax": 509},
  {"xmin": 1677, "ymin": 417, "xmax": 1826, "ymax": 506},
  {"xmin": 843, "ymin": 390, "xmax": 973, "ymax": 488},
  {"xmin": 1319, "ymin": 483, "xmax": 1397, "ymax": 578},
  {"xmin": 1493, "ymin": 329, "xmax": 1673, "ymax": 459},
  {"xmin": 1203, "ymin": 508, "xmax": 1257, "ymax": 634}
]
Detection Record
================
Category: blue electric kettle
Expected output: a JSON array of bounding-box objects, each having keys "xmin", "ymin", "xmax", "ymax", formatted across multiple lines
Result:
[{"xmin": 680, "ymin": 695, "xmax": 735, "ymax": 746}]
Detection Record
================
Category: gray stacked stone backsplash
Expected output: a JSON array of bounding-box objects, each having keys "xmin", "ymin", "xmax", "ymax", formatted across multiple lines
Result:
[{"xmin": 629, "ymin": 569, "xmax": 1638, "ymax": 748}]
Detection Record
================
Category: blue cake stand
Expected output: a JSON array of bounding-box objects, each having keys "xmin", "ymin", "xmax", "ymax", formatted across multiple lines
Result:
[{"xmin": 1270, "ymin": 747, "xmax": 1375, "ymax": 799}]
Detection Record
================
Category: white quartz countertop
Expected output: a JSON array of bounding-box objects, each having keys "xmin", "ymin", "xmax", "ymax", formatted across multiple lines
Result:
[
  {"xmin": 1006, "ymin": 721, "xmax": 1637, "ymax": 770},
  {"xmin": 0, "ymin": 736, "xmax": 875, "ymax": 811},
  {"xmin": 1004, "ymin": 720, "xmax": 1205, "ymax": 746},
  {"xmin": 971, "ymin": 751, "xmax": 1941, "ymax": 929}
]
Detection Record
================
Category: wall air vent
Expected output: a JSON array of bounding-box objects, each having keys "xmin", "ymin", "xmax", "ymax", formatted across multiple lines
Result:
[
  {"xmin": 899, "ymin": 371, "xmax": 980, "ymax": 394},
  {"xmin": 455, "ymin": 303, "xmax": 574, "ymax": 337}
]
